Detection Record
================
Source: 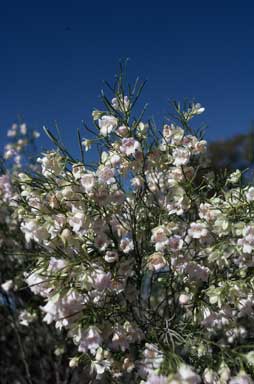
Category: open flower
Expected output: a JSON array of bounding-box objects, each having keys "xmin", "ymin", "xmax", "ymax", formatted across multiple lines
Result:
[
  {"xmin": 120, "ymin": 137, "xmax": 141, "ymax": 156},
  {"xmin": 188, "ymin": 222, "xmax": 208, "ymax": 239},
  {"xmin": 98, "ymin": 115, "xmax": 118, "ymax": 136}
]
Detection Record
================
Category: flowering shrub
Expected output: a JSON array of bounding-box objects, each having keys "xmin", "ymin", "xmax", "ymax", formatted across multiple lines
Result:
[
  {"xmin": 3, "ymin": 71, "xmax": 254, "ymax": 383},
  {"xmin": 0, "ymin": 124, "xmax": 84, "ymax": 383}
]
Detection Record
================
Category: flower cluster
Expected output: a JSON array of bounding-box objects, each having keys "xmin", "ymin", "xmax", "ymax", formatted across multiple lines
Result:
[
  {"xmin": 5, "ymin": 74, "xmax": 254, "ymax": 382},
  {"xmin": 0, "ymin": 123, "xmax": 84, "ymax": 383}
]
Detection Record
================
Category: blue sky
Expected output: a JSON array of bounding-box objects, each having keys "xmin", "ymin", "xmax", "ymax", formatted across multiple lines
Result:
[{"xmin": 1, "ymin": 0, "xmax": 254, "ymax": 156}]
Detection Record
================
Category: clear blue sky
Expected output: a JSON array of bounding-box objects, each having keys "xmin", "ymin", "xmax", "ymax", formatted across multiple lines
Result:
[{"xmin": 1, "ymin": 0, "xmax": 254, "ymax": 155}]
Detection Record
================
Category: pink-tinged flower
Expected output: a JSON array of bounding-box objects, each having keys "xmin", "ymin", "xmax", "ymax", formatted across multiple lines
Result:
[
  {"xmin": 203, "ymin": 368, "xmax": 219, "ymax": 384},
  {"xmin": 77, "ymin": 326, "xmax": 102, "ymax": 355},
  {"xmin": 168, "ymin": 235, "xmax": 184, "ymax": 252},
  {"xmin": 140, "ymin": 343, "xmax": 164, "ymax": 375},
  {"xmin": 104, "ymin": 251, "xmax": 119, "ymax": 263},
  {"xmin": 80, "ymin": 173, "xmax": 96, "ymax": 193},
  {"xmin": 95, "ymin": 233, "xmax": 110, "ymax": 251},
  {"xmin": 0, "ymin": 175, "xmax": 12, "ymax": 202},
  {"xmin": 151, "ymin": 226, "xmax": 169, "ymax": 251},
  {"xmin": 37, "ymin": 152, "xmax": 63, "ymax": 177},
  {"xmin": 42, "ymin": 291, "xmax": 85, "ymax": 328},
  {"xmin": 124, "ymin": 321, "xmax": 144, "ymax": 343},
  {"xmin": 98, "ymin": 115, "xmax": 118, "ymax": 136},
  {"xmin": 120, "ymin": 137, "xmax": 141, "ymax": 156},
  {"xmin": 68, "ymin": 211, "xmax": 87, "ymax": 234},
  {"xmin": 147, "ymin": 253, "xmax": 167, "ymax": 271},
  {"xmin": 131, "ymin": 176, "xmax": 143, "ymax": 190},
  {"xmin": 92, "ymin": 270, "xmax": 112, "ymax": 290},
  {"xmin": 112, "ymin": 95, "xmax": 130, "ymax": 111},
  {"xmin": 120, "ymin": 237, "xmax": 134, "ymax": 253},
  {"xmin": 112, "ymin": 190, "xmax": 125, "ymax": 204},
  {"xmin": 185, "ymin": 262, "xmax": 209, "ymax": 282},
  {"xmin": 229, "ymin": 373, "xmax": 253, "ymax": 384},
  {"xmin": 177, "ymin": 364, "xmax": 201, "ymax": 383},
  {"xmin": 199, "ymin": 203, "xmax": 218, "ymax": 222},
  {"xmin": 21, "ymin": 220, "xmax": 49, "ymax": 243},
  {"xmin": 110, "ymin": 328, "xmax": 129, "ymax": 352},
  {"xmin": 116, "ymin": 125, "xmax": 129, "ymax": 137},
  {"xmin": 72, "ymin": 163, "xmax": 85, "ymax": 180},
  {"xmin": 97, "ymin": 166, "xmax": 115, "ymax": 184},
  {"xmin": 25, "ymin": 272, "xmax": 50, "ymax": 297},
  {"xmin": 179, "ymin": 293, "xmax": 191, "ymax": 305},
  {"xmin": 145, "ymin": 374, "xmax": 169, "ymax": 384},
  {"xmin": 48, "ymin": 257, "xmax": 67, "ymax": 272},
  {"xmin": 106, "ymin": 153, "xmax": 121, "ymax": 167},
  {"xmin": 194, "ymin": 139, "xmax": 207, "ymax": 154},
  {"xmin": 151, "ymin": 226, "xmax": 169, "ymax": 243},
  {"xmin": 188, "ymin": 222, "xmax": 208, "ymax": 239},
  {"xmin": 163, "ymin": 124, "xmax": 184, "ymax": 144},
  {"xmin": 172, "ymin": 147, "xmax": 190, "ymax": 166}
]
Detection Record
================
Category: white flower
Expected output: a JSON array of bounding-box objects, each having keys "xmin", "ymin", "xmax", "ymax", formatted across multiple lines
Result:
[
  {"xmin": 98, "ymin": 115, "xmax": 118, "ymax": 136},
  {"xmin": 110, "ymin": 328, "xmax": 129, "ymax": 351},
  {"xmin": 145, "ymin": 374, "xmax": 169, "ymax": 384},
  {"xmin": 97, "ymin": 166, "xmax": 115, "ymax": 185},
  {"xmin": 120, "ymin": 137, "xmax": 141, "ymax": 156},
  {"xmin": 193, "ymin": 139, "xmax": 207, "ymax": 154},
  {"xmin": 168, "ymin": 235, "xmax": 183, "ymax": 252},
  {"xmin": 68, "ymin": 211, "xmax": 87, "ymax": 234},
  {"xmin": 229, "ymin": 373, "xmax": 253, "ymax": 384},
  {"xmin": 33, "ymin": 130, "xmax": 40, "ymax": 138},
  {"xmin": 48, "ymin": 257, "xmax": 67, "ymax": 272},
  {"xmin": 151, "ymin": 226, "xmax": 168, "ymax": 242},
  {"xmin": 173, "ymin": 147, "xmax": 190, "ymax": 166},
  {"xmin": 238, "ymin": 225, "xmax": 254, "ymax": 253},
  {"xmin": 187, "ymin": 102, "xmax": 205, "ymax": 117},
  {"xmin": 105, "ymin": 152, "xmax": 121, "ymax": 167},
  {"xmin": 69, "ymin": 356, "xmax": 80, "ymax": 368},
  {"xmin": 163, "ymin": 124, "xmax": 184, "ymax": 144},
  {"xmin": 19, "ymin": 310, "xmax": 37, "ymax": 326},
  {"xmin": 104, "ymin": 251, "xmax": 119, "ymax": 263},
  {"xmin": 188, "ymin": 222, "xmax": 208, "ymax": 239},
  {"xmin": 116, "ymin": 125, "xmax": 129, "ymax": 137},
  {"xmin": 227, "ymin": 169, "xmax": 241, "ymax": 184},
  {"xmin": 131, "ymin": 176, "xmax": 143, "ymax": 190},
  {"xmin": 92, "ymin": 270, "xmax": 112, "ymax": 290},
  {"xmin": 120, "ymin": 237, "xmax": 134, "ymax": 253},
  {"xmin": 21, "ymin": 219, "xmax": 49, "ymax": 243},
  {"xmin": 80, "ymin": 173, "xmax": 96, "ymax": 193},
  {"xmin": 42, "ymin": 291, "xmax": 85, "ymax": 328},
  {"xmin": 81, "ymin": 139, "xmax": 92, "ymax": 151},
  {"xmin": 192, "ymin": 102, "xmax": 205, "ymax": 115},
  {"xmin": 178, "ymin": 364, "xmax": 201, "ymax": 383},
  {"xmin": 37, "ymin": 152, "xmax": 63, "ymax": 177},
  {"xmin": 203, "ymin": 368, "xmax": 219, "ymax": 384},
  {"xmin": 112, "ymin": 95, "xmax": 130, "ymax": 111},
  {"xmin": 25, "ymin": 272, "xmax": 49, "ymax": 297},
  {"xmin": 246, "ymin": 187, "xmax": 254, "ymax": 202},
  {"xmin": 20, "ymin": 123, "xmax": 27, "ymax": 135},
  {"xmin": 179, "ymin": 293, "xmax": 191, "ymax": 305},
  {"xmin": 1, "ymin": 279, "xmax": 13, "ymax": 292},
  {"xmin": 78, "ymin": 326, "xmax": 102, "ymax": 354},
  {"xmin": 7, "ymin": 128, "xmax": 17, "ymax": 137},
  {"xmin": 199, "ymin": 203, "xmax": 218, "ymax": 222},
  {"xmin": 147, "ymin": 252, "xmax": 167, "ymax": 271},
  {"xmin": 72, "ymin": 163, "xmax": 85, "ymax": 180}
]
